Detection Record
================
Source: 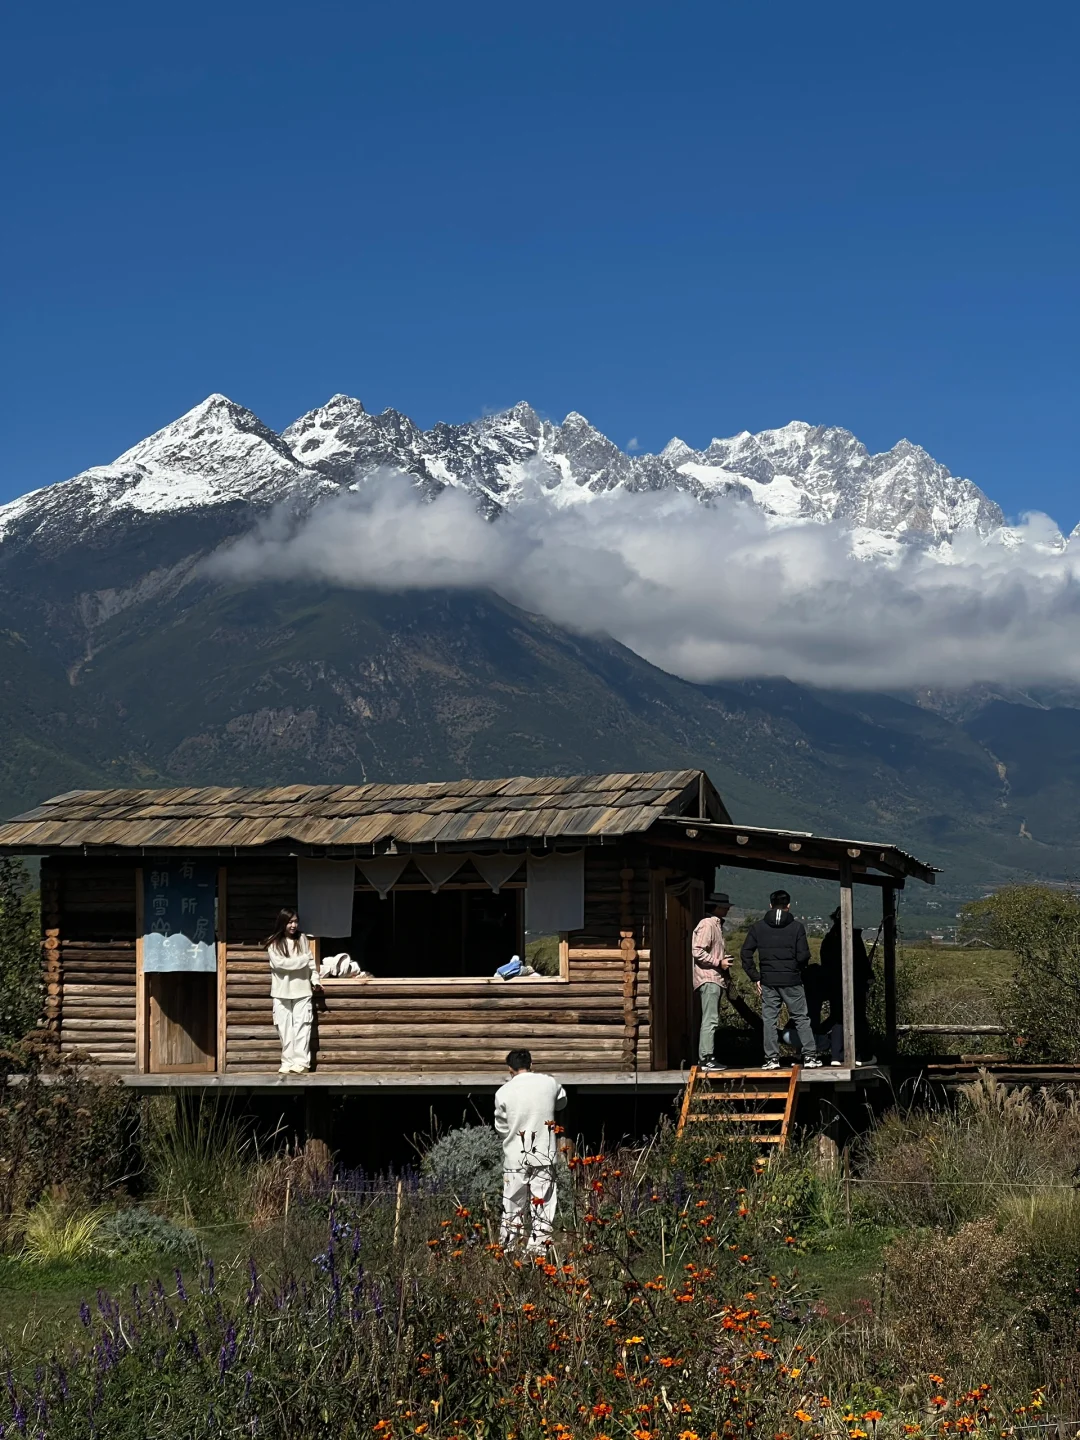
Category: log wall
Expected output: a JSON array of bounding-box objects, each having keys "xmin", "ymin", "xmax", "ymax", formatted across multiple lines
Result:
[
  {"xmin": 47, "ymin": 849, "xmax": 668, "ymax": 1076},
  {"xmin": 45, "ymin": 859, "xmax": 138, "ymax": 1070},
  {"xmin": 222, "ymin": 851, "xmax": 655, "ymax": 1074}
]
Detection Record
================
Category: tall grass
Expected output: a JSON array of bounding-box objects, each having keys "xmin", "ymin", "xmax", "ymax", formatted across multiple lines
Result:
[
  {"xmin": 142, "ymin": 1096, "xmax": 252, "ymax": 1224},
  {"xmin": 20, "ymin": 1196, "xmax": 104, "ymax": 1265}
]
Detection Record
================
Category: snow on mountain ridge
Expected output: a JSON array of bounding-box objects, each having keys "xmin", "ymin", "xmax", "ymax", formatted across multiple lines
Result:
[{"xmin": 0, "ymin": 392, "xmax": 1006, "ymax": 553}]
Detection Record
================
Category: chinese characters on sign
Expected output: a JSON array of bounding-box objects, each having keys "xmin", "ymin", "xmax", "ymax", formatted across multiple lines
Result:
[{"xmin": 142, "ymin": 861, "xmax": 217, "ymax": 973}]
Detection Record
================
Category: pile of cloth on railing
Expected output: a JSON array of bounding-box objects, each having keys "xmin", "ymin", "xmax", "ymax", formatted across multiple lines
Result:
[
  {"xmin": 319, "ymin": 952, "xmax": 373, "ymax": 979},
  {"xmin": 494, "ymin": 955, "xmax": 541, "ymax": 981}
]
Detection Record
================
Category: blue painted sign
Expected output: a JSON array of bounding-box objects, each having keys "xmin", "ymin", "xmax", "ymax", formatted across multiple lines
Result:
[{"xmin": 142, "ymin": 860, "xmax": 217, "ymax": 973}]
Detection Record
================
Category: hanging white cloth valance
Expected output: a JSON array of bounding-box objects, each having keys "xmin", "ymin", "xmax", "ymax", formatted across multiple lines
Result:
[
  {"xmin": 357, "ymin": 854, "xmax": 410, "ymax": 899},
  {"xmin": 297, "ymin": 860, "xmax": 356, "ymax": 937},
  {"xmin": 413, "ymin": 854, "xmax": 465, "ymax": 892},
  {"xmin": 470, "ymin": 852, "xmax": 524, "ymax": 894},
  {"xmin": 525, "ymin": 850, "xmax": 584, "ymax": 935}
]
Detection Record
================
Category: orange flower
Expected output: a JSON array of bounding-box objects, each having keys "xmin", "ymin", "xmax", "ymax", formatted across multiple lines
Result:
[
  {"xmin": 864, "ymin": 1412, "xmax": 884, "ymax": 1424},
  {"xmin": 592, "ymin": 1403, "xmax": 613, "ymax": 1419},
  {"xmin": 930, "ymin": 1397, "xmax": 948, "ymax": 1411},
  {"xmin": 794, "ymin": 1411, "xmax": 813, "ymax": 1424}
]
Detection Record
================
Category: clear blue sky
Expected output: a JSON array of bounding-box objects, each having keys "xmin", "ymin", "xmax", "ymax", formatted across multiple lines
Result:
[{"xmin": 3, "ymin": 0, "xmax": 1077, "ymax": 522}]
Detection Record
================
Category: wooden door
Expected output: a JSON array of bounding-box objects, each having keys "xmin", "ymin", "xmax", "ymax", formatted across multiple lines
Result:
[
  {"xmin": 664, "ymin": 879, "xmax": 703, "ymax": 1069},
  {"xmin": 148, "ymin": 973, "xmax": 216, "ymax": 1073}
]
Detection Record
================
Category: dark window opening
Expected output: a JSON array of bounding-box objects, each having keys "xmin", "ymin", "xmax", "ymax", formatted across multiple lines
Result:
[{"xmin": 323, "ymin": 888, "xmax": 524, "ymax": 978}]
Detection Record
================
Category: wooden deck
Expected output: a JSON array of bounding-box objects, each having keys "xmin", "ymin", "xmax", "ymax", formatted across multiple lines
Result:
[{"xmin": 113, "ymin": 1065, "xmax": 889, "ymax": 1094}]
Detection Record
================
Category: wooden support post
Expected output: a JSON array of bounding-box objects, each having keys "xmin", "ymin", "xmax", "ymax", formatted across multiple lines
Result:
[
  {"xmin": 41, "ymin": 858, "xmax": 62, "ymax": 1039},
  {"xmin": 882, "ymin": 884, "xmax": 897, "ymax": 1060},
  {"xmin": 620, "ymin": 865, "xmax": 638, "ymax": 1071},
  {"xmin": 135, "ymin": 867, "xmax": 148, "ymax": 1074},
  {"xmin": 839, "ymin": 857, "xmax": 856, "ymax": 1069},
  {"xmin": 216, "ymin": 867, "xmax": 228, "ymax": 1074}
]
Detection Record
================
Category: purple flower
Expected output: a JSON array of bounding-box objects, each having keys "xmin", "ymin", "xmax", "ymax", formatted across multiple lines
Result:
[
  {"xmin": 243, "ymin": 1370, "xmax": 253, "ymax": 1404},
  {"xmin": 175, "ymin": 1269, "xmax": 188, "ymax": 1303},
  {"xmin": 79, "ymin": 1303, "xmax": 91, "ymax": 1329},
  {"xmin": 246, "ymin": 1258, "xmax": 260, "ymax": 1307},
  {"xmin": 218, "ymin": 1323, "xmax": 237, "ymax": 1377}
]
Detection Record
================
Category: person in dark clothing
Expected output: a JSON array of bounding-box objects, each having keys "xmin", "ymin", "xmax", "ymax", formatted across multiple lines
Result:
[
  {"xmin": 819, "ymin": 908, "xmax": 875, "ymax": 1065},
  {"xmin": 741, "ymin": 890, "xmax": 823, "ymax": 1070}
]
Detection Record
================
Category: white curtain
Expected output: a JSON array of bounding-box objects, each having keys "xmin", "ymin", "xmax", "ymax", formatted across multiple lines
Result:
[
  {"xmin": 357, "ymin": 854, "xmax": 410, "ymax": 899},
  {"xmin": 470, "ymin": 852, "xmax": 524, "ymax": 894},
  {"xmin": 414, "ymin": 854, "xmax": 465, "ymax": 892},
  {"xmin": 525, "ymin": 850, "xmax": 584, "ymax": 934},
  {"xmin": 297, "ymin": 860, "xmax": 356, "ymax": 936}
]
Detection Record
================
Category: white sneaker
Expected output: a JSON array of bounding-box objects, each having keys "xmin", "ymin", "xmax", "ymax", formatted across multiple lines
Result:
[
  {"xmin": 762, "ymin": 1058, "xmax": 781, "ymax": 1070},
  {"xmin": 803, "ymin": 1057, "xmax": 823, "ymax": 1069},
  {"xmin": 278, "ymin": 1063, "xmax": 291, "ymax": 1075}
]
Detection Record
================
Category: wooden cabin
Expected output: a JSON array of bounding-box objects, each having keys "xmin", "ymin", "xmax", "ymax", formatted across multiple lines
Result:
[{"xmin": 0, "ymin": 770, "xmax": 936, "ymax": 1080}]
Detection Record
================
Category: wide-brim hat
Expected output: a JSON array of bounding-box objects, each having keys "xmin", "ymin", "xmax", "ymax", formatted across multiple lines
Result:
[{"xmin": 708, "ymin": 891, "xmax": 731, "ymax": 905}]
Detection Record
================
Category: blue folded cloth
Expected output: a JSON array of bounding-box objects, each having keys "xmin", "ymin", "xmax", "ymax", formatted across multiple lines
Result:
[{"xmin": 496, "ymin": 955, "xmax": 523, "ymax": 980}]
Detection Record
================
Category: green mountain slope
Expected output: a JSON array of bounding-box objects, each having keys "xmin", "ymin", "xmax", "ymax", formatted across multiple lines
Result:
[{"xmin": 0, "ymin": 569, "xmax": 1070, "ymax": 920}]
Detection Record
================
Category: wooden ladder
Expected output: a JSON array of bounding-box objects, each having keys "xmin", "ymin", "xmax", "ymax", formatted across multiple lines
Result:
[{"xmin": 676, "ymin": 1066, "xmax": 801, "ymax": 1147}]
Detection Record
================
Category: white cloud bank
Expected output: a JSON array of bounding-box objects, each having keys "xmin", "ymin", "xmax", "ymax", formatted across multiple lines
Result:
[{"xmin": 209, "ymin": 472, "xmax": 1080, "ymax": 691}]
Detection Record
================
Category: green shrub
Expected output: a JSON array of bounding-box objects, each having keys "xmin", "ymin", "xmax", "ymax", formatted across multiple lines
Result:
[
  {"xmin": 95, "ymin": 1205, "xmax": 202, "ymax": 1261},
  {"xmin": 962, "ymin": 884, "xmax": 1080, "ymax": 1061},
  {"xmin": 0, "ymin": 1038, "xmax": 137, "ymax": 1242},
  {"xmin": 0, "ymin": 858, "xmax": 41, "ymax": 1041},
  {"xmin": 420, "ymin": 1124, "xmax": 506, "ymax": 1207}
]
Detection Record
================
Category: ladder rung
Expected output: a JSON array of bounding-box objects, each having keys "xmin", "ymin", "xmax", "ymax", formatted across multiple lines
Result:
[
  {"xmin": 699, "ymin": 1068, "xmax": 797, "ymax": 1077},
  {"xmin": 687, "ymin": 1112, "xmax": 786, "ymax": 1122},
  {"xmin": 692, "ymin": 1091, "xmax": 790, "ymax": 1100}
]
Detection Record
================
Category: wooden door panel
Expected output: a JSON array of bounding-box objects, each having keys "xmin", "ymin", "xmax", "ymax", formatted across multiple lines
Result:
[{"xmin": 148, "ymin": 973, "xmax": 216, "ymax": 1072}]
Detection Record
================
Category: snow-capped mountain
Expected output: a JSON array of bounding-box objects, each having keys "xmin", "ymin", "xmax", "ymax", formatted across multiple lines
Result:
[{"xmin": 0, "ymin": 392, "xmax": 1004, "ymax": 555}]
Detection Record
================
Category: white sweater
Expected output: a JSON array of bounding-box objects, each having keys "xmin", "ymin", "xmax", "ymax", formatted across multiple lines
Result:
[
  {"xmin": 494, "ymin": 1071, "xmax": 568, "ymax": 1165},
  {"xmin": 268, "ymin": 934, "xmax": 318, "ymax": 1000}
]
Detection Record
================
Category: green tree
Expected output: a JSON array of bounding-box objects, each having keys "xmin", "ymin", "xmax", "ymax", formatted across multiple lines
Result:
[
  {"xmin": 961, "ymin": 884, "xmax": 1080, "ymax": 1062},
  {"xmin": 0, "ymin": 858, "xmax": 41, "ymax": 1040}
]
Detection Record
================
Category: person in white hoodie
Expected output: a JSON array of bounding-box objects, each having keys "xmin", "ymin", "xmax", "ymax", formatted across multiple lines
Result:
[
  {"xmin": 494, "ymin": 1049, "xmax": 568, "ymax": 1253},
  {"xmin": 265, "ymin": 909, "xmax": 322, "ymax": 1075}
]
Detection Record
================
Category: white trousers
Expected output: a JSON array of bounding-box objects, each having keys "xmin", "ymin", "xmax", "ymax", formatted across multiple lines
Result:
[
  {"xmin": 272, "ymin": 995, "xmax": 313, "ymax": 1070},
  {"xmin": 500, "ymin": 1163, "xmax": 557, "ymax": 1253}
]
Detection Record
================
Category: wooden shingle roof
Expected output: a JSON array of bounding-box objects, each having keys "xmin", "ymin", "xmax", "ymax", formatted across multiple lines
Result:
[{"xmin": 0, "ymin": 770, "xmax": 728, "ymax": 853}]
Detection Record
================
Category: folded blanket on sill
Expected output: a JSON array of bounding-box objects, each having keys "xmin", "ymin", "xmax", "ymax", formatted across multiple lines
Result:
[{"xmin": 319, "ymin": 952, "xmax": 372, "ymax": 978}]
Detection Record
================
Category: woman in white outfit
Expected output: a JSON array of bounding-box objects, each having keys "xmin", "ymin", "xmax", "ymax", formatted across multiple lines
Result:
[{"xmin": 265, "ymin": 909, "xmax": 321, "ymax": 1074}]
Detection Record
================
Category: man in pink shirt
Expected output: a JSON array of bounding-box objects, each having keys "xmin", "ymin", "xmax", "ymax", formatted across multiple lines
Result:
[{"xmin": 692, "ymin": 891, "xmax": 732, "ymax": 1071}]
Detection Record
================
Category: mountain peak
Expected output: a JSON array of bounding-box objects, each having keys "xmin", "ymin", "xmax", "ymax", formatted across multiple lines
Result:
[{"xmin": 0, "ymin": 394, "xmax": 1006, "ymax": 552}]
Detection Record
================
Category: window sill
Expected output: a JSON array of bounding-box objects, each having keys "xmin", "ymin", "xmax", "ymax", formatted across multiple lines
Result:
[{"xmin": 318, "ymin": 975, "xmax": 570, "ymax": 987}]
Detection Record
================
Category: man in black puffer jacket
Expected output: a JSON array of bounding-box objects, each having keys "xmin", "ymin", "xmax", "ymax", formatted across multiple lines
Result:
[{"xmin": 741, "ymin": 890, "xmax": 822, "ymax": 1070}]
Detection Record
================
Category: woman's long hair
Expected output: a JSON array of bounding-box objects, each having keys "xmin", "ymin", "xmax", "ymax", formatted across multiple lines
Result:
[{"xmin": 265, "ymin": 908, "xmax": 299, "ymax": 954}]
